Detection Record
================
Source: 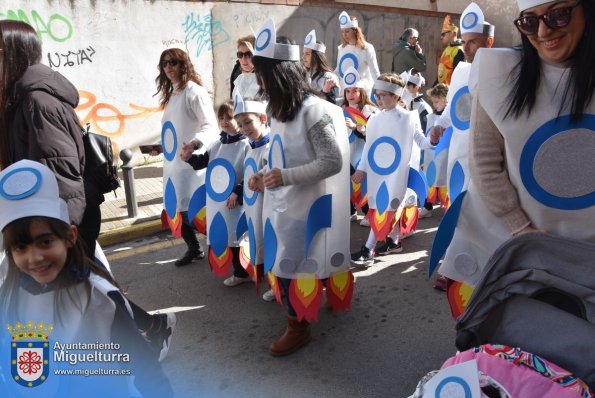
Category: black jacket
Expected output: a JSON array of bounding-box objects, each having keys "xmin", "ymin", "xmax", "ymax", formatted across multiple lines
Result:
[{"xmin": 5, "ymin": 63, "xmax": 88, "ymax": 225}]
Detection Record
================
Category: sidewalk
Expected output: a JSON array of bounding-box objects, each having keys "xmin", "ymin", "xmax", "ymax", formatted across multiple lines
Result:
[{"xmin": 98, "ymin": 160, "xmax": 166, "ymax": 247}]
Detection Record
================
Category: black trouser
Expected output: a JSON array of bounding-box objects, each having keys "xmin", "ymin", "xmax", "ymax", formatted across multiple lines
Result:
[
  {"xmin": 230, "ymin": 246, "xmax": 249, "ymax": 278},
  {"xmin": 180, "ymin": 217, "xmax": 200, "ymax": 251},
  {"xmin": 79, "ymin": 184, "xmax": 104, "ymax": 256}
]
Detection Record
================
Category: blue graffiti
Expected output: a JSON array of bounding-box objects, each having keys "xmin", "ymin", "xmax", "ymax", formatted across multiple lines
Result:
[{"xmin": 182, "ymin": 12, "xmax": 230, "ymax": 58}]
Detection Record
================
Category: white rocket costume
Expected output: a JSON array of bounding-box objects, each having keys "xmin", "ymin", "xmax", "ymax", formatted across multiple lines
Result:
[
  {"xmin": 0, "ymin": 160, "xmax": 171, "ymax": 397},
  {"xmin": 161, "ymin": 81, "xmax": 218, "ymax": 236},
  {"xmin": 304, "ymin": 30, "xmax": 339, "ymax": 95},
  {"xmin": 434, "ymin": 46, "xmax": 595, "ymax": 287},
  {"xmin": 335, "ymin": 11, "xmax": 380, "ymax": 96},
  {"xmin": 254, "ymin": 19, "xmax": 353, "ymax": 320},
  {"xmin": 422, "ymin": 112, "xmax": 449, "ymax": 191},
  {"xmin": 233, "ymin": 95, "xmax": 270, "ymax": 267}
]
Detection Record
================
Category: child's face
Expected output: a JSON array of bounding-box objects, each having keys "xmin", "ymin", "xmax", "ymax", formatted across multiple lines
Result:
[
  {"xmin": 406, "ymin": 83, "xmax": 418, "ymax": 95},
  {"xmin": 431, "ymin": 96, "xmax": 447, "ymax": 112},
  {"xmin": 219, "ymin": 114, "xmax": 240, "ymax": 135},
  {"xmin": 10, "ymin": 219, "xmax": 75, "ymax": 285},
  {"xmin": 375, "ymin": 89, "xmax": 399, "ymax": 110},
  {"xmin": 345, "ymin": 88, "xmax": 361, "ymax": 107},
  {"xmin": 235, "ymin": 113, "xmax": 266, "ymax": 142},
  {"xmin": 302, "ymin": 48, "xmax": 312, "ymax": 69}
]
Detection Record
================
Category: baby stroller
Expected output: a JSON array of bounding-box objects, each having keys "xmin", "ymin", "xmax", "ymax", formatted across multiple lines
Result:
[{"xmin": 410, "ymin": 233, "xmax": 595, "ymax": 397}]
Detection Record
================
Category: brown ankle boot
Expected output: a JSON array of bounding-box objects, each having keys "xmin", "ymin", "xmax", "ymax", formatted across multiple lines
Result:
[{"xmin": 269, "ymin": 316, "xmax": 311, "ymax": 356}]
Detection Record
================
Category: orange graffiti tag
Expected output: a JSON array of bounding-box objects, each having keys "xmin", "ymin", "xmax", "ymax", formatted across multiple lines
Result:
[{"xmin": 76, "ymin": 90, "xmax": 162, "ymax": 138}]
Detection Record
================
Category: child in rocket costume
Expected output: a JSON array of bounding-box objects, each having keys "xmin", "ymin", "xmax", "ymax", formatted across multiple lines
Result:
[
  {"xmin": 250, "ymin": 18, "xmax": 353, "ymax": 356},
  {"xmin": 302, "ymin": 30, "xmax": 339, "ymax": 103},
  {"xmin": 429, "ymin": 0, "xmax": 595, "ymax": 318},
  {"xmin": 351, "ymin": 73, "xmax": 432, "ymax": 265},
  {"xmin": 232, "ymin": 94, "xmax": 271, "ymax": 297},
  {"xmin": 342, "ymin": 66, "xmax": 379, "ymax": 215},
  {"xmin": 335, "ymin": 11, "xmax": 380, "ymax": 96},
  {"xmin": 181, "ymin": 102, "xmax": 251, "ymax": 286},
  {"xmin": 0, "ymin": 160, "xmax": 172, "ymax": 397}
]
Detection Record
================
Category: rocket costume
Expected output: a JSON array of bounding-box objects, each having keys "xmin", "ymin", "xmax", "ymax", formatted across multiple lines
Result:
[
  {"xmin": 335, "ymin": 11, "xmax": 380, "ymax": 96},
  {"xmin": 254, "ymin": 19, "xmax": 354, "ymax": 321},
  {"xmin": 304, "ymin": 30, "xmax": 339, "ymax": 104},
  {"xmin": 161, "ymin": 81, "xmax": 218, "ymax": 237}
]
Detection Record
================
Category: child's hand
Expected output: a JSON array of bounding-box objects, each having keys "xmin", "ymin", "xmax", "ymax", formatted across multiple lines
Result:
[
  {"xmin": 248, "ymin": 173, "xmax": 264, "ymax": 192},
  {"xmin": 180, "ymin": 141, "xmax": 198, "ymax": 162},
  {"xmin": 149, "ymin": 150, "xmax": 159, "ymax": 157},
  {"xmin": 226, "ymin": 192, "xmax": 238, "ymax": 209},
  {"xmin": 352, "ymin": 170, "xmax": 366, "ymax": 184},
  {"xmin": 356, "ymin": 124, "xmax": 366, "ymax": 135},
  {"xmin": 323, "ymin": 79, "xmax": 336, "ymax": 94},
  {"xmin": 345, "ymin": 117, "xmax": 356, "ymax": 130},
  {"xmin": 263, "ymin": 168, "xmax": 283, "ymax": 189}
]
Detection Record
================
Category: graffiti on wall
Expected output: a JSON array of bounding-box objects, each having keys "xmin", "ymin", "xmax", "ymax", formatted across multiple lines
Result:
[
  {"xmin": 0, "ymin": 9, "xmax": 73, "ymax": 42},
  {"xmin": 231, "ymin": 9, "xmax": 271, "ymax": 30},
  {"xmin": 76, "ymin": 90, "xmax": 162, "ymax": 138},
  {"xmin": 182, "ymin": 12, "xmax": 230, "ymax": 58},
  {"xmin": 47, "ymin": 46, "xmax": 96, "ymax": 68}
]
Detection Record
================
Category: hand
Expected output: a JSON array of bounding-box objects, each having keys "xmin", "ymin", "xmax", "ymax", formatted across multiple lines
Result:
[
  {"xmin": 429, "ymin": 129, "xmax": 441, "ymax": 145},
  {"xmin": 352, "ymin": 170, "xmax": 365, "ymax": 184},
  {"xmin": 323, "ymin": 79, "xmax": 336, "ymax": 94},
  {"xmin": 415, "ymin": 43, "xmax": 422, "ymax": 54},
  {"xmin": 345, "ymin": 117, "xmax": 356, "ymax": 130},
  {"xmin": 248, "ymin": 173, "xmax": 264, "ymax": 192},
  {"xmin": 263, "ymin": 168, "xmax": 284, "ymax": 189},
  {"xmin": 226, "ymin": 192, "xmax": 238, "ymax": 209},
  {"xmin": 180, "ymin": 141, "xmax": 195, "ymax": 161},
  {"xmin": 149, "ymin": 150, "xmax": 159, "ymax": 157},
  {"xmin": 430, "ymin": 125, "xmax": 445, "ymax": 138},
  {"xmin": 355, "ymin": 124, "xmax": 366, "ymax": 135}
]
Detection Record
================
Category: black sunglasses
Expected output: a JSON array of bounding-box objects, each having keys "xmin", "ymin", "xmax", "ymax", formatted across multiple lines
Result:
[
  {"xmin": 161, "ymin": 59, "xmax": 180, "ymax": 68},
  {"xmin": 237, "ymin": 51, "xmax": 253, "ymax": 59},
  {"xmin": 514, "ymin": 1, "xmax": 581, "ymax": 35}
]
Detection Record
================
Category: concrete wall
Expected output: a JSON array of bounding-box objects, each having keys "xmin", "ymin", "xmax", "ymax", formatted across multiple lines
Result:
[{"xmin": 1, "ymin": 0, "xmax": 520, "ymax": 164}]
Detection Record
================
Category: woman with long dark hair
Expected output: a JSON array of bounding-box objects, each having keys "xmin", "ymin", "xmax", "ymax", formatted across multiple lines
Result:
[
  {"xmin": 435, "ymin": 0, "xmax": 595, "ymax": 315},
  {"xmin": 249, "ymin": 19, "xmax": 353, "ymax": 356},
  {"xmin": 154, "ymin": 48, "xmax": 218, "ymax": 266}
]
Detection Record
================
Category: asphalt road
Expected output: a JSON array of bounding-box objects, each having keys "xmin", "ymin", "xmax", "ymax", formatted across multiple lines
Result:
[{"xmin": 106, "ymin": 209, "xmax": 456, "ymax": 398}]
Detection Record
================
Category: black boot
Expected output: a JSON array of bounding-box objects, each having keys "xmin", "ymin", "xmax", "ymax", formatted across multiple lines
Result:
[{"xmin": 176, "ymin": 223, "xmax": 204, "ymax": 266}]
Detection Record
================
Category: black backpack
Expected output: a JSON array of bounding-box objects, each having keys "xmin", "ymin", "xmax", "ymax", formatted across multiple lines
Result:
[{"xmin": 82, "ymin": 123, "xmax": 120, "ymax": 194}]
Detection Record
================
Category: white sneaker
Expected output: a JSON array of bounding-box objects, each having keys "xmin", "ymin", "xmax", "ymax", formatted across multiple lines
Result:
[
  {"xmin": 223, "ymin": 275, "xmax": 252, "ymax": 287},
  {"xmin": 419, "ymin": 207, "xmax": 433, "ymax": 219},
  {"xmin": 262, "ymin": 289, "xmax": 276, "ymax": 301},
  {"xmin": 350, "ymin": 212, "xmax": 359, "ymax": 221},
  {"xmin": 360, "ymin": 217, "xmax": 370, "ymax": 227}
]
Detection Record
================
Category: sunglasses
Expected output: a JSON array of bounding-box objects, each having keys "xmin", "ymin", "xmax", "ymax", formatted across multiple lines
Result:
[
  {"xmin": 514, "ymin": 1, "xmax": 581, "ymax": 35},
  {"xmin": 440, "ymin": 32, "xmax": 450, "ymax": 37},
  {"xmin": 237, "ymin": 51, "xmax": 253, "ymax": 59},
  {"xmin": 161, "ymin": 59, "xmax": 180, "ymax": 68}
]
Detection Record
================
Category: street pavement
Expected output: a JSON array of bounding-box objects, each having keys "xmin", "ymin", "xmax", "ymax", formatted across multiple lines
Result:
[{"xmin": 103, "ymin": 203, "xmax": 456, "ymax": 398}]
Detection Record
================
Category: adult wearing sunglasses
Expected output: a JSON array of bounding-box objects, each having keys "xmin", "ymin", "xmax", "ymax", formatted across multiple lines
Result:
[
  {"xmin": 433, "ymin": 0, "xmax": 594, "ymax": 313},
  {"xmin": 230, "ymin": 35, "xmax": 260, "ymax": 100},
  {"xmin": 154, "ymin": 48, "xmax": 218, "ymax": 266}
]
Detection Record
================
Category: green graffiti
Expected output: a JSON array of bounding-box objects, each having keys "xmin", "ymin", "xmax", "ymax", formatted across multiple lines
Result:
[{"xmin": 0, "ymin": 9, "xmax": 72, "ymax": 42}]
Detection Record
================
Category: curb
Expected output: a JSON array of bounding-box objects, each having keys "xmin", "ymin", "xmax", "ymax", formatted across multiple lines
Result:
[{"xmin": 98, "ymin": 218, "xmax": 165, "ymax": 247}]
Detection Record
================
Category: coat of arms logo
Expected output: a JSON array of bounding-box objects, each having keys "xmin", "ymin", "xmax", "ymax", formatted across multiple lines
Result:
[{"xmin": 8, "ymin": 321, "xmax": 53, "ymax": 387}]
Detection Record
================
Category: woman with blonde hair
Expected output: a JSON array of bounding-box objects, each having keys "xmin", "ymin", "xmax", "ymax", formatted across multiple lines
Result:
[
  {"xmin": 230, "ymin": 35, "xmax": 260, "ymax": 99},
  {"xmin": 335, "ymin": 11, "xmax": 380, "ymax": 95}
]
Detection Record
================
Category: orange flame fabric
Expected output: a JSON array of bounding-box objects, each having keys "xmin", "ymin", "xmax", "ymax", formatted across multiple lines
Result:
[
  {"xmin": 161, "ymin": 209, "xmax": 182, "ymax": 238},
  {"xmin": 446, "ymin": 279, "xmax": 474, "ymax": 320},
  {"xmin": 208, "ymin": 246, "xmax": 232, "ymax": 277},
  {"xmin": 368, "ymin": 209, "xmax": 396, "ymax": 240},
  {"xmin": 399, "ymin": 206, "xmax": 419, "ymax": 236},
  {"xmin": 351, "ymin": 181, "xmax": 368, "ymax": 210},
  {"xmin": 438, "ymin": 187, "xmax": 450, "ymax": 209},
  {"xmin": 239, "ymin": 243, "xmax": 254, "ymax": 279},
  {"xmin": 267, "ymin": 272, "xmax": 283, "ymax": 305},
  {"xmin": 289, "ymin": 276, "xmax": 324, "ymax": 322},
  {"xmin": 192, "ymin": 207, "xmax": 207, "ymax": 235},
  {"xmin": 326, "ymin": 271, "xmax": 354, "ymax": 313}
]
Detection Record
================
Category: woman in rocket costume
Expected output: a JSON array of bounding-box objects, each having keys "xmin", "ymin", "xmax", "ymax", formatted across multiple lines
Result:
[
  {"xmin": 155, "ymin": 48, "xmax": 218, "ymax": 266},
  {"xmin": 250, "ymin": 19, "xmax": 353, "ymax": 356},
  {"xmin": 430, "ymin": 0, "xmax": 595, "ymax": 318},
  {"xmin": 335, "ymin": 11, "xmax": 380, "ymax": 96}
]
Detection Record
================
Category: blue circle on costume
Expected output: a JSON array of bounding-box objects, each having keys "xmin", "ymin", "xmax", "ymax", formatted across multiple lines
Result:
[
  {"xmin": 0, "ymin": 168, "xmax": 42, "ymax": 200},
  {"xmin": 344, "ymin": 72, "xmax": 357, "ymax": 86},
  {"xmin": 206, "ymin": 158, "xmax": 236, "ymax": 202},
  {"xmin": 450, "ymin": 86, "xmax": 471, "ymax": 131},
  {"xmin": 462, "ymin": 12, "xmax": 479, "ymax": 29},
  {"xmin": 305, "ymin": 34, "xmax": 313, "ymax": 45},
  {"xmin": 268, "ymin": 134, "xmax": 286, "ymax": 169},
  {"xmin": 256, "ymin": 28, "xmax": 272, "ymax": 52},
  {"xmin": 368, "ymin": 136, "xmax": 401, "ymax": 175},
  {"xmin": 340, "ymin": 15, "xmax": 348, "ymax": 25},
  {"xmin": 243, "ymin": 157, "xmax": 259, "ymax": 206},
  {"xmin": 520, "ymin": 115, "xmax": 595, "ymax": 210},
  {"xmin": 338, "ymin": 53, "xmax": 359, "ymax": 78},
  {"xmin": 435, "ymin": 376, "xmax": 472, "ymax": 398},
  {"xmin": 161, "ymin": 121, "xmax": 177, "ymax": 162}
]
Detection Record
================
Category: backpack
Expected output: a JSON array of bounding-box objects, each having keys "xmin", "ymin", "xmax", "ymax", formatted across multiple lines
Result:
[{"xmin": 82, "ymin": 123, "xmax": 120, "ymax": 194}]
